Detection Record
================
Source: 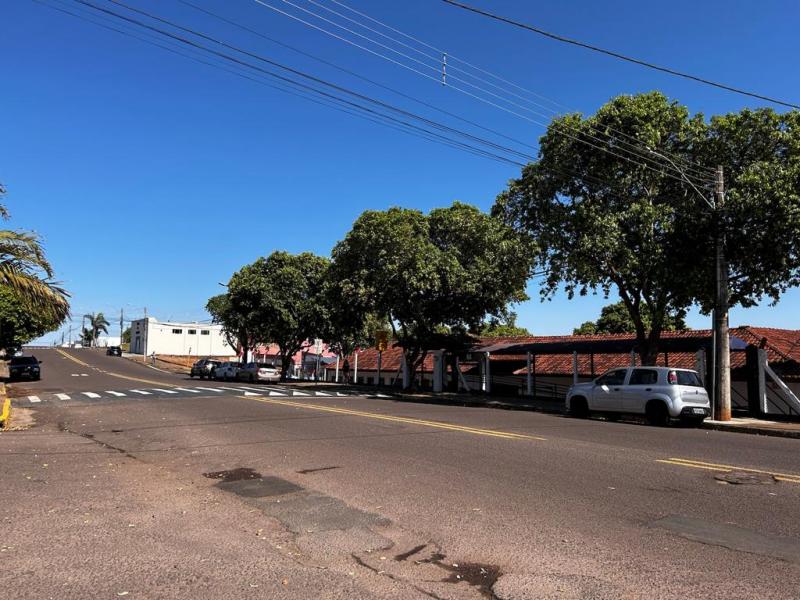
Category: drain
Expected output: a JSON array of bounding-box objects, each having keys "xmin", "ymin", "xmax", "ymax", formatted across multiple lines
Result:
[
  {"xmin": 203, "ymin": 467, "xmax": 263, "ymax": 482},
  {"xmin": 715, "ymin": 471, "xmax": 777, "ymax": 485}
]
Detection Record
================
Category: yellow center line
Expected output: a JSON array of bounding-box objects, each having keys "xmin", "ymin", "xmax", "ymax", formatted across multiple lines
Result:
[
  {"xmin": 55, "ymin": 349, "xmax": 179, "ymax": 388},
  {"xmin": 242, "ymin": 396, "xmax": 546, "ymax": 441},
  {"xmin": 657, "ymin": 457, "xmax": 800, "ymax": 484}
]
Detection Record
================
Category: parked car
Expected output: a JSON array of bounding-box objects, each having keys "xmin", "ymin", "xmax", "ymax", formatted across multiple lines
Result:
[
  {"xmin": 190, "ymin": 358, "xmax": 222, "ymax": 379},
  {"xmin": 566, "ymin": 366, "xmax": 710, "ymax": 426},
  {"xmin": 213, "ymin": 362, "xmax": 241, "ymax": 381},
  {"xmin": 8, "ymin": 356, "xmax": 41, "ymax": 381},
  {"xmin": 106, "ymin": 346, "xmax": 122, "ymax": 357},
  {"xmin": 237, "ymin": 362, "xmax": 281, "ymax": 383}
]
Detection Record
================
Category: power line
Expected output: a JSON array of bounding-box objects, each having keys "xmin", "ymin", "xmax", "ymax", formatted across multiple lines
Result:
[
  {"xmin": 253, "ymin": 0, "xmax": 714, "ymax": 186},
  {"xmin": 439, "ymin": 0, "xmax": 800, "ymax": 110}
]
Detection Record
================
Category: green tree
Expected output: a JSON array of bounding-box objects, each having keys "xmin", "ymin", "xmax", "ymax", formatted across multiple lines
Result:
[
  {"xmin": 493, "ymin": 92, "xmax": 800, "ymax": 364},
  {"xmin": 227, "ymin": 251, "xmax": 330, "ymax": 379},
  {"xmin": 331, "ymin": 202, "xmax": 535, "ymax": 388},
  {"xmin": 206, "ymin": 292, "xmax": 255, "ymax": 365},
  {"xmin": 0, "ymin": 184, "xmax": 70, "ymax": 323},
  {"xmin": 83, "ymin": 312, "xmax": 110, "ymax": 347},
  {"xmin": 121, "ymin": 327, "xmax": 131, "ymax": 344},
  {"xmin": 478, "ymin": 312, "xmax": 531, "ymax": 337},
  {"xmin": 573, "ymin": 301, "xmax": 688, "ymax": 335},
  {"xmin": 0, "ymin": 287, "xmax": 63, "ymax": 355}
]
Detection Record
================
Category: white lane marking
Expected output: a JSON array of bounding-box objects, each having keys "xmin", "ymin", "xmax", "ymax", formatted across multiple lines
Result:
[
  {"xmin": 80, "ymin": 374, "xmax": 89, "ymax": 377},
  {"xmin": 336, "ymin": 392, "xmax": 350, "ymax": 396},
  {"xmin": 150, "ymin": 388, "xmax": 178, "ymax": 394},
  {"xmin": 374, "ymin": 394, "xmax": 392, "ymax": 398},
  {"xmin": 268, "ymin": 391, "xmax": 286, "ymax": 396},
  {"xmin": 291, "ymin": 391, "xmax": 309, "ymax": 396},
  {"xmin": 28, "ymin": 395, "xmax": 41, "ymax": 403},
  {"xmin": 175, "ymin": 387, "xmax": 200, "ymax": 393},
  {"xmin": 243, "ymin": 391, "xmax": 261, "ymax": 397},
  {"xmin": 193, "ymin": 387, "xmax": 223, "ymax": 393},
  {"xmin": 314, "ymin": 391, "xmax": 331, "ymax": 396},
  {"xmin": 129, "ymin": 389, "xmax": 151, "ymax": 395},
  {"xmin": 71, "ymin": 374, "xmax": 80, "ymax": 377},
  {"xmin": 82, "ymin": 392, "xmax": 101, "ymax": 399},
  {"xmin": 55, "ymin": 393, "xmax": 71, "ymax": 401},
  {"xmin": 106, "ymin": 391, "xmax": 126, "ymax": 397},
  {"xmin": 219, "ymin": 386, "xmax": 246, "ymax": 392}
]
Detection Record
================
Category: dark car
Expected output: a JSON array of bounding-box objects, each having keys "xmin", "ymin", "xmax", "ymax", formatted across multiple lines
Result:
[
  {"xmin": 8, "ymin": 356, "xmax": 41, "ymax": 381},
  {"xmin": 106, "ymin": 346, "xmax": 122, "ymax": 357},
  {"xmin": 190, "ymin": 358, "xmax": 221, "ymax": 379}
]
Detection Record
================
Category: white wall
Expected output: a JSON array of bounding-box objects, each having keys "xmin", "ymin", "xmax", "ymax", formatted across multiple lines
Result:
[{"xmin": 129, "ymin": 318, "xmax": 236, "ymax": 357}]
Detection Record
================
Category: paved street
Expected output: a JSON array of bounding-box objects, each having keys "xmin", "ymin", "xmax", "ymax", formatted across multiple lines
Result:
[{"xmin": 2, "ymin": 349, "xmax": 800, "ymax": 599}]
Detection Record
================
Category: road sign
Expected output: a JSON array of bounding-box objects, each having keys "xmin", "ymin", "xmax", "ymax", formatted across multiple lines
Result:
[{"xmin": 313, "ymin": 338, "xmax": 323, "ymax": 354}]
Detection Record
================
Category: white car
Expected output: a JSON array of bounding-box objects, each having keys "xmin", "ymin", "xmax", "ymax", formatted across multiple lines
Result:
[
  {"xmin": 566, "ymin": 366, "xmax": 710, "ymax": 426},
  {"xmin": 213, "ymin": 362, "xmax": 241, "ymax": 381}
]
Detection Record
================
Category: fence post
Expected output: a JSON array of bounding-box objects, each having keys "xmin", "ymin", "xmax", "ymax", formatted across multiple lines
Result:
[
  {"xmin": 483, "ymin": 352, "xmax": 492, "ymax": 394},
  {"xmin": 526, "ymin": 352, "xmax": 532, "ymax": 396},
  {"xmin": 572, "ymin": 351, "xmax": 578, "ymax": 385}
]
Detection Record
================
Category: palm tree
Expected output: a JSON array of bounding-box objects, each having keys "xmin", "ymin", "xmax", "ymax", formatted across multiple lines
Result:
[
  {"xmin": 0, "ymin": 185, "xmax": 70, "ymax": 323},
  {"xmin": 84, "ymin": 312, "xmax": 110, "ymax": 347}
]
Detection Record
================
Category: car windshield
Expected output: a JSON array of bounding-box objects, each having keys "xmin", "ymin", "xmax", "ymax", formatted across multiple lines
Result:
[
  {"xmin": 672, "ymin": 370, "xmax": 703, "ymax": 387},
  {"xmin": 10, "ymin": 357, "xmax": 38, "ymax": 365},
  {"xmin": 257, "ymin": 363, "xmax": 275, "ymax": 369}
]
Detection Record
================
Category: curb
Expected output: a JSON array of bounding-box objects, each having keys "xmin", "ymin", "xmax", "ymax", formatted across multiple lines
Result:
[
  {"xmin": 0, "ymin": 386, "xmax": 11, "ymax": 429},
  {"xmin": 701, "ymin": 421, "xmax": 800, "ymax": 440}
]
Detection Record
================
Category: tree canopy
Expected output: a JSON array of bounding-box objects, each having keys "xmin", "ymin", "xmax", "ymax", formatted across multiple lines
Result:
[
  {"xmin": 225, "ymin": 251, "xmax": 330, "ymax": 378},
  {"xmin": 478, "ymin": 312, "xmax": 531, "ymax": 337},
  {"xmin": 331, "ymin": 202, "xmax": 535, "ymax": 387},
  {"xmin": 573, "ymin": 301, "xmax": 688, "ymax": 336},
  {"xmin": 493, "ymin": 92, "xmax": 800, "ymax": 364},
  {"xmin": 0, "ymin": 287, "xmax": 64, "ymax": 355}
]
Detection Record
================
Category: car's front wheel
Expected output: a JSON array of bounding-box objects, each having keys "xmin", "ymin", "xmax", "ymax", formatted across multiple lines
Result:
[{"xmin": 569, "ymin": 396, "xmax": 589, "ymax": 419}]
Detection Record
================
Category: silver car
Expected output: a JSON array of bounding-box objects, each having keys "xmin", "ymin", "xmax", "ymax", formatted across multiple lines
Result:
[
  {"xmin": 213, "ymin": 362, "xmax": 241, "ymax": 381},
  {"xmin": 566, "ymin": 366, "xmax": 710, "ymax": 426},
  {"xmin": 237, "ymin": 362, "xmax": 281, "ymax": 383}
]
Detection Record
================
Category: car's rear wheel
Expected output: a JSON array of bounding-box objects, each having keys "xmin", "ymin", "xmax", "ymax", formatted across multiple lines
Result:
[
  {"xmin": 569, "ymin": 396, "xmax": 589, "ymax": 419},
  {"xmin": 645, "ymin": 401, "xmax": 670, "ymax": 427}
]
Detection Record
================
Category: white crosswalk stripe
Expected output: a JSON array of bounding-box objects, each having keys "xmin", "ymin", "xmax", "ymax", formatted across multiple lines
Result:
[
  {"xmin": 268, "ymin": 391, "xmax": 286, "ymax": 396},
  {"xmin": 194, "ymin": 387, "xmax": 223, "ymax": 393},
  {"xmin": 175, "ymin": 387, "xmax": 200, "ymax": 393},
  {"xmin": 243, "ymin": 391, "xmax": 261, "ymax": 396},
  {"xmin": 55, "ymin": 393, "xmax": 71, "ymax": 401},
  {"xmin": 129, "ymin": 389, "xmax": 151, "ymax": 395},
  {"xmin": 28, "ymin": 395, "xmax": 41, "ymax": 403},
  {"xmin": 314, "ymin": 391, "xmax": 331, "ymax": 396},
  {"xmin": 80, "ymin": 374, "xmax": 89, "ymax": 377},
  {"xmin": 150, "ymin": 388, "xmax": 178, "ymax": 394},
  {"xmin": 291, "ymin": 391, "xmax": 309, "ymax": 396},
  {"xmin": 219, "ymin": 387, "xmax": 247, "ymax": 392},
  {"xmin": 106, "ymin": 391, "xmax": 127, "ymax": 397},
  {"xmin": 81, "ymin": 392, "xmax": 100, "ymax": 399}
]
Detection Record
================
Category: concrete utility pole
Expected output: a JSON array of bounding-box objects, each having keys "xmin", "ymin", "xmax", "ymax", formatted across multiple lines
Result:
[
  {"xmin": 714, "ymin": 166, "xmax": 731, "ymax": 421},
  {"xmin": 120, "ymin": 308, "xmax": 124, "ymax": 341}
]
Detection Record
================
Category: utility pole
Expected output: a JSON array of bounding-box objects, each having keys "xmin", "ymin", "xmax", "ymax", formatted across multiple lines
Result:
[{"xmin": 714, "ymin": 166, "xmax": 731, "ymax": 421}]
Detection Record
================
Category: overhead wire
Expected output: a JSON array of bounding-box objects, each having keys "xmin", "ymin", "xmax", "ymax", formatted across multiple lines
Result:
[{"xmin": 254, "ymin": 0, "xmax": 714, "ymax": 186}]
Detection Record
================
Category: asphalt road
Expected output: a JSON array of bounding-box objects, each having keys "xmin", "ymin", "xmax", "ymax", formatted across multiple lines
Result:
[{"xmin": 2, "ymin": 348, "xmax": 800, "ymax": 599}]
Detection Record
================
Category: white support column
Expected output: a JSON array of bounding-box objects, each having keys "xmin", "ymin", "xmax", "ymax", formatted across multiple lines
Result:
[
  {"xmin": 335, "ymin": 355, "xmax": 340, "ymax": 383},
  {"xmin": 484, "ymin": 352, "xmax": 491, "ymax": 394},
  {"xmin": 572, "ymin": 351, "xmax": 578, "ymax": 385},
  {"xmin": 432, "ymin": 350, "xmax": 444, "ymax": 393},
  {"xmin": 757, "ymin": 349, "xmax": 768, "ymax": 414},
  {"xmin": 354, "ymin": 352, "xmax": 359, "ymax": 384},
  {"xmin": 526, "ymin": 352, "xmax": 532, "ymax": 396}
]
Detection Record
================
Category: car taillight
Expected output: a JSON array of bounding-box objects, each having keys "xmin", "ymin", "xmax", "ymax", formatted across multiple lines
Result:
[{"xmin": 667, "ymin": 370, "xmax": 678, "ymax": 385}]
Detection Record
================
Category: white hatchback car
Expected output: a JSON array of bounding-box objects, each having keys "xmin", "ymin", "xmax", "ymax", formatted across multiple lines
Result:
[
  {"xmin": 566, "ymin": 366, "xmax": 710, "ymax": 426},
  {"xmin": 213, "ymin": 362, "xmax": 241, "ymax": 381}
]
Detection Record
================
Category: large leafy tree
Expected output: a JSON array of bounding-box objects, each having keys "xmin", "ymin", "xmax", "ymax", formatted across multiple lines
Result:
[
  {"xmin": 493, "ymin": 92, "xmax": 800, "ymax": 364},
  {"xmin": 206, "ymin": 293, "xmax": 254, "ymax": 364},
  {"xmin": 478, "ymin": 312, "xmax": 531, "ymax": 337},
  {"xmin": 0, "ymin": 287, "xmax": 63, "ymax": 355},
  {"xmin": 573, "ymin": 301, "xmax": 688, "ymax": 335},
  {"xmin": 0, "ymin": 184, "xmax": 70, "ymax": 324},
  {"xmin": 331, "ymin": 202, "xmax": 535, "ymax": 388},
  {"xmin": 227, "ymin": 251, "xmax": 330, "ymax": 379}
]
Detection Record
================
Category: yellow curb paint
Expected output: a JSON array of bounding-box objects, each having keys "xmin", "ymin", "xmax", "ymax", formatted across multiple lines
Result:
[
  {"xmin": 241, "ymin": 396, "xmax": 545, "ymax": 441},
  {"xmin": 656, "ymin": 457, "xmax": 800, "ymax": 484},
  {"xmin": 56, "ymin": 348, "xmax": 178, "ymax": 388},
  {"xmin": 0, "ymin": 397, "xmax": 11, "ymax": 428}
]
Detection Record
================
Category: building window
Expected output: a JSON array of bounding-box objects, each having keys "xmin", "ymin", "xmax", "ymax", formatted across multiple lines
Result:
[
  {"xmin": 188, "ymin": 329, "xmax": 196, "ymax": 335},
  {"xmin": 200, "ymin": 330, "xmax": 210, "ymax": 335},
  {"xmin": 172, "ymin": 328, "xmax": 183, "ymax": 334}
]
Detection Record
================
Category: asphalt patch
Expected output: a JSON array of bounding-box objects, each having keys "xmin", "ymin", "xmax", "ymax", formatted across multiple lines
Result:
[
  {"xmin": 203, "ymin": 467, "xmax": 263, "ymax": 482},
  {"xmin": 218, "ymin": 476, "xmax": 304, "ymax": 498},
  {"xmin": 715, "ymin": 471, "xmax": 777, "ymax": 485},
  {"xmin": 296, "ymin": 466, "xmax": 341, "ymax": 474}
]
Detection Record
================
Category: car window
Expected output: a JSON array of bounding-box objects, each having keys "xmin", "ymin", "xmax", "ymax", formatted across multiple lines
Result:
[
  {"xmin": 10, "ymin": 357, "xmax": 37, "ymax": 365},
  {"xmin": 596, "ymin": 369, "xmax": 627, "ymax": 386},
  {"xmin": 672, "ymin": 370, "xmax": 703, "ymax": 387},
  {"xmin": 629, "ymin": 369, "xmax": 659, "ymax": 385}
]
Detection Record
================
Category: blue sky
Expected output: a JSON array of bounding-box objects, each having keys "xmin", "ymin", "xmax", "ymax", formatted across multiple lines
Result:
[{"xmin": 3, "ymin": 0, "xmax": 799, "ymax": 343}]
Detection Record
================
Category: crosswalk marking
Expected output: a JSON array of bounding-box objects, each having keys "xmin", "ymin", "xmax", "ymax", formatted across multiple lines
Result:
[
  {"xmin": 55, "ymin": 393, "xmax": 71, "ymax": 401},
  {"xmin": 219, "ymin": 386, "xmax": 246, "ymax": 392},
  {"xmin": 175, "ymin": 387, "xmax": 200, "ymax": 393},
  {"xmin": 106, "ymin": 391, "xmax": 126, "ymax": 397},
  {"xmin": 71, "ymin": 374, "xmax": 80, "ymax": 377},
  {"xmin": 268, "ymin": 391, "xmax": 286, "ymax": 396},
  {"xmin": 28, "ymin": 395, "xmax": 41, "ymax": 403},
  {"xmin": 243, "ymin": 391, "xmax": 261, "ymax": 397},
  {"xmin": 194, "ymin": 387, "xmax": 223, "ymax": 393},
  {"xmin": 291, "ymin": 391, "xmax": 309, "ymax": 396},
  {"xmin": 82, "ymin": 392, "xmax": 100, "ymax": 399},
  {"xmin": 129, "ymin": 389, "xmax": 151, "ymax": 395},
  {"xmin": 314, "ymin": 391, "xmax": 331, "ymax": 396},
  {"xmin": 80, "ymin": 374, "xmax": 89, "ymax": 377},
  {"xmin": 150, "ymin": 388, "xmax": 178, "ymax": 394}
]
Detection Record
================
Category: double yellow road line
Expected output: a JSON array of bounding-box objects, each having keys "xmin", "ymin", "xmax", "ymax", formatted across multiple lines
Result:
[
  {"xmin": 657, "ymin": 457, "xmax": 800, "ymax": 484},
  {"xmin": 56, "ymin": 349, "xmax": 178, "ymax": 388},
  {"xmin": 246, "ymin": 396, "xmax": 546, "ymax": 441}
]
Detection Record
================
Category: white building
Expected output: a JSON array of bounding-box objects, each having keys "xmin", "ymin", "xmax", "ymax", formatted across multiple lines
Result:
[
  {"xmin": 129, "ymin": 318, "xmax": 236, "ymax": 357},
  {"xmin": 96, "ymin": 336, "xmax": 122, "ymax": 348}
]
